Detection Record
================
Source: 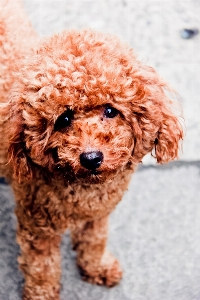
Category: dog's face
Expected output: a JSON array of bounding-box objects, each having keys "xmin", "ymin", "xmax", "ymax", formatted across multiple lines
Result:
[
  {"xmin": 14, "ymin": 84, "xmax": 136, "ymax": 183},
  {"xmin": 6, "ymin": 29, "xmax": 183, "ymax": 183},
  {"xmin": 48, "ymin": 104, "xmax": 134, "ymax": 182}
]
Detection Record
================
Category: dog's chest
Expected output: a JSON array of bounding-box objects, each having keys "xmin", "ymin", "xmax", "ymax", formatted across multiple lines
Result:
[
  {"xmin": 12, "ymin": 168, "xmax": 134, "ymax": 232},
  {"xmin": 57, "ymin": 181, "xmax": 122, "ymax": 220},
  {"xmin": 54, "ymin": 170, "xmax": 133, "ymax": 222}
]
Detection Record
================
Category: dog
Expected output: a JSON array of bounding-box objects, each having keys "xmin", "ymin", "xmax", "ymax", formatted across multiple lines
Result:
[{"xmin": 0, "ymin": 0, "xmax": 184, "ymax": 299}]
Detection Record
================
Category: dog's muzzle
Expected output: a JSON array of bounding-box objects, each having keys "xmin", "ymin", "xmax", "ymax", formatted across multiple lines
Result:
[{"xmin": 80, "ymin": 151, "xmax": 103, "ymax": 171}]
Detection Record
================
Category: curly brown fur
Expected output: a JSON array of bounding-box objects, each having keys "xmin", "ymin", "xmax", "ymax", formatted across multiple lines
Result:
[{"xmin": 0, "ymin": 1, "xmax": 184, "ymax": 299}]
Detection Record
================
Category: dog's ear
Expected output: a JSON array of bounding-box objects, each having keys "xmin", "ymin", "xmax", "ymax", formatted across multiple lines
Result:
[
  {"xmin": 153, "ymin": 107, "xmax": 184, "ymax": 164},
  {"xmin": 6, "ymin": 102, "xmax": 34, "ymax": 181},
  {"xmin": 129, "ymin": 66, "xmax": 184, "ymax": 164}
]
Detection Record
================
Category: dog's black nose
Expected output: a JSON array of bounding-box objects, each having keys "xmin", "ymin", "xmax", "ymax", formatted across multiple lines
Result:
[{"xmin": 80, "ymin": 151, "xmax": 103, "ymax": 170}]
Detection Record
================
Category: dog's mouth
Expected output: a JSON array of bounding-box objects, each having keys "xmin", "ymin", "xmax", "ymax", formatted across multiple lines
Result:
[
  {"xmin": 78, "ymin": 169, "xmax": 116, "ymax": 184},
  {"xmin": 90, "ymin": 169, "xmax": 101, "ymax": 176},
  {"xmin": 72, "ymin": 168, "xmax": 106, "ymax": 184},
  {"xmin": 52, "ymin": 162, "xmax": 116, "ymax": 185}
]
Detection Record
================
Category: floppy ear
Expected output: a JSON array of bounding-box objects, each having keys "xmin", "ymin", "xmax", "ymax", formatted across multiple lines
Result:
[
  {"xmin": 129, "ymin": 65, "xmax": 184, "ymax": 164},
  {"xmin": 154, "ymin": 108, "xmax": 184, "ymax": 164},
  {"xmin": 6, "ymin": 102, "xmax": 34, "ymax": 181}
]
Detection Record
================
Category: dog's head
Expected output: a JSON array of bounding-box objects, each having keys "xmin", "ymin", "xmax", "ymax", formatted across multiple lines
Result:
[{"xmin": 6, "ymin": 29, "xmax": 183, "ymax": 184}]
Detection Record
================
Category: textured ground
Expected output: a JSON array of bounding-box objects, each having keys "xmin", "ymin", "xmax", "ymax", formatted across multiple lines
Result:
[{"xmin": 0, "ymin": 163, "xmax": 200, "ymax": 300}]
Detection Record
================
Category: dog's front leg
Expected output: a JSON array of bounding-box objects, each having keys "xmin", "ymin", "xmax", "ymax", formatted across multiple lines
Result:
[
  {"xmin": 17, "ymin": 227, "xmax": 61, "ymax": 300},
  {"xmin": 70, "ymin": 216, "xmax": 122, "ymax": 287}
]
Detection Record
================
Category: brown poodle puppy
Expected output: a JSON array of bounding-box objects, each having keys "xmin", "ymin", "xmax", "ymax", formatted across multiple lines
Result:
[{"xmin": 0, "ymin": 1, "xmax": 184, "ymax": 299}]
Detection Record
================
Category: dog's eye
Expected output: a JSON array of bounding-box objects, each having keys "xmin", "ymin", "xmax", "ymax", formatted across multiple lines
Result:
[
  {"xmin": 54, "ymin": 109, "xmax": 74, "ymax": 131},
  {"xmin": 104, "ymin": 106, "xmax": 119, "ymax": 118}
]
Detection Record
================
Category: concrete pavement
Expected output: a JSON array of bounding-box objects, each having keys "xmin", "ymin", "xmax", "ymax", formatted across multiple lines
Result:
[{"xmin": 0, "ymin": 163, "xmax": 200, "ymax": 300}]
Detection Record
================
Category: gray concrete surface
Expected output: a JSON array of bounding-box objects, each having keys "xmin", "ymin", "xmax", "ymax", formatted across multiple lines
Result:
[
  {"xmin": 0, "ymin": 163, "xmax": 200, "ymax": 300},
  {"xmin": 0, "ymin": 1, "xmax": 200, "ymax": 300}
]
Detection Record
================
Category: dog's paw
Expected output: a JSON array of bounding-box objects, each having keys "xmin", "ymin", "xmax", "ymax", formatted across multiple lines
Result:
[
  {"xmin": 23, "ymin": 285, "xmax": 60, "ymax": 300},
  {"xmin": 79, "ymin": 251, "xmax": 123, "ymax": 287}
]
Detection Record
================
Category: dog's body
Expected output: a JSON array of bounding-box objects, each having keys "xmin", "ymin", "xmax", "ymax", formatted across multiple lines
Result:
[{"xmin": 0, "ymin": 1, "xmax": 183, "ymax": 299}]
